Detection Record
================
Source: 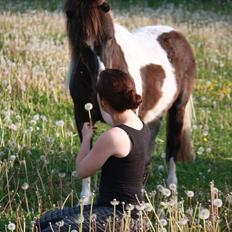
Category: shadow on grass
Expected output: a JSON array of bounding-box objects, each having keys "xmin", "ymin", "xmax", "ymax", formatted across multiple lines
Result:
[{"xmin": 148, "ymin": 155, "xmax": 232, "ymax": 199}]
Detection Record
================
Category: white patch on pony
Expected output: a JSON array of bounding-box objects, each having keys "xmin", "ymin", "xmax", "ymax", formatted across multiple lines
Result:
[
  {"xmin": 114, "ymin": 24, "xmax": 177, "ymax": 123},
  {"xmin": 97, "ymin": 56, "xmax": 105, "ymax": 73},
  {"xmin": 64, "ymin": 61, "xmax": 73, "ymax": 91},
  {"xmin": 96, "ymin": 57, "xmax": 113, "ymax": 125},
  {"xmin": 167, "ymin": 157, "xmax": 177, "ymax": 186}
]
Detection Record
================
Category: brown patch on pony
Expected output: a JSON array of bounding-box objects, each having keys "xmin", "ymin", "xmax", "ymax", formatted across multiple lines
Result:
[
  {"xmin": 101, "ymin": 38, "xmax": 129, "ymax": 72},
  {"xmin": 138, "ymin": 64, "xmax": 165, "ymax": 119},
  {"xmin": 157, "ymin": 31, "xmax": 195, "ymax": 96},
  {"xmin": 158, "ymin": 31, "xmax": 195, "ymax": 162}
]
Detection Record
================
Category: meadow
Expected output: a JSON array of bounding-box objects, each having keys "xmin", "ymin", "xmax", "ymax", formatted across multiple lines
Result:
[{"xmin": 0, "ymin": 0, "xmax": 231, "ymax": 231}]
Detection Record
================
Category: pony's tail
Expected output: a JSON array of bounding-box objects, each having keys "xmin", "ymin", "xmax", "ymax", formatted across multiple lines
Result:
[{"xmin": 177, "ymin": 95, "xmax": 195, "ymax": 161}]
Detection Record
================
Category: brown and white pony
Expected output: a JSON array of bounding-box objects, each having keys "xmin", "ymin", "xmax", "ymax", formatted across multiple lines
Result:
[{"xmin": 64, "ymin": 0, "xmax": 195, "ymax": 204}]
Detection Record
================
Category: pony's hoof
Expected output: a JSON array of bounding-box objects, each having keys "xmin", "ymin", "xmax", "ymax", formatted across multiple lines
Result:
[{"xmin": 80, "ymin": 193, "xmax": 92, "ymax": 205}]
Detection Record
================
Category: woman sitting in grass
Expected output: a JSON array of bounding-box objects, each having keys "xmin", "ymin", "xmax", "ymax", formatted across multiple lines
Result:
[{"xmin": 36, "ymin": 69, "xmax": 150, "ymax": 231}]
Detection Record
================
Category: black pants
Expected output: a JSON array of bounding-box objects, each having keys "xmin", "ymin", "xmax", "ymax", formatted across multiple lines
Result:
[{"xmin": 35, "ymin": 205, "xmax": 137, "ymax": 232}]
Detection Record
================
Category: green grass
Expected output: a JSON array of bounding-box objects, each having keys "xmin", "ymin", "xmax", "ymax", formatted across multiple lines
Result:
[{"xmin": 0, "ymin": 1, "xmax": 232, "ymax": 231}]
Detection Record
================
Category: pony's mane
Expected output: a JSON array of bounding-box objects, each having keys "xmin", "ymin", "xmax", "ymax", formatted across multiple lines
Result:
[{"xmin": 65, "ymin": 0, "xmax": 112, "ymax": 46}]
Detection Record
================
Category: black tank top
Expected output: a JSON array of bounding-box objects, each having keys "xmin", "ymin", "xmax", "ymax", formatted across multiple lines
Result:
[{"xmin": 96, "ymin": 122, "xmax": 150, "ymax": 207}]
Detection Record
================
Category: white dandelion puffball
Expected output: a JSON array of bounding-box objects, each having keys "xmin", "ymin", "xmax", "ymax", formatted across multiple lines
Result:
[
  {"xmin": 160, "ymin": 218, "xmax": 168, "ymax": 226},
  {"xmin": 186, "ymin": 191, "xmax": 194, "ymax": 198},
  {"xmin": 84, "ymin": 103, "xmax": 93, "ymax": 111},
  {"xmin": 213, "ymin": 198, "xmax": 223, "ymax": 207},
  {"xmin": 8, "ymin": 222, "xmax": 16, "ymax": 231},
  {"xmin": 169, "ymin": 183, "xmax": 177, "ymax": 192},
  {"xmin": 178, "ymin": 217, "xmax": 188, "ymax": 225},
  {"xmin": 55, "ymin": 120, "xmax": 64, "ymax": 127},
  {"xmin": 110, "ymin": 198, "xmax": 119, "ymax": 206},
  {"xmin": 162, "ymin": 188, "xmax": 171, "ymax": 197},
  {"xmin": 199, "ymin": 208, "xmax": 210, "ymax": 220},
  {"xmin": 21, "ymin": 183, "xmax": 29, "ymax": 191},
  {"xmin": 56, "ymin": 220, "xmax": 64, "ymax": 227}
]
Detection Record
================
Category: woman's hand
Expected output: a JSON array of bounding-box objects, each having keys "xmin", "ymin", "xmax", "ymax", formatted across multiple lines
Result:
[{"xmin": 81, "ymin": 122, "xmax": 94, "ymax": 141}]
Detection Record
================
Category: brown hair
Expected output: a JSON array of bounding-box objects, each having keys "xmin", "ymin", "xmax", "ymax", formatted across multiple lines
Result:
[{"xmin": 97, "ymin": 69, "xmax": 142, "ymax": 112}]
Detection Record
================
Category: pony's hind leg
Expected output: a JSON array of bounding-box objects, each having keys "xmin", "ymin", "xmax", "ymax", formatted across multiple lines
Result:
[
  {"xmin": 143, "ymin": 117, "xmax": 162, "ymax": 185},
  {"xmin": 166, "ymin": 94, "xmax": 193, "ymax": 186}
]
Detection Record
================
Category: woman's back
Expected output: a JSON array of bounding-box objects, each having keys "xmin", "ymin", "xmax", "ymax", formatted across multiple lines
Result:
[{"xmin": 97, "ymin": 122, "xmax": 150, "ymax": 207}]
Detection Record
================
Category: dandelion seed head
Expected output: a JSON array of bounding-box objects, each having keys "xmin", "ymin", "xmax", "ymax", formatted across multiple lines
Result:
[
  {"xmin": 157, "ymin": 184, "xmax": 164, "ymax": 192},
  {"xmin": 186, "ymin": 208, "xmax": 193, "ymax": 216},
  {"xmin": 186, "ymin": 190, "xmax": 194, "ymax": 198},
  {"xmin": 110, "ymin": 198, "xmax": 119, "ymax": 206},
  {"xmin": 199, "ymin": 208, "xmax": 210, "ymax": 220},
  {"xmin": 8, "ymin": 155, "xmax": 16, "ymax": 161},
  {"xmin": 55, "ymin": 120, "xmax": 64, "ymax": 127},
  {"xmin": 84, "ymin": 103, "xmax": 93, "ymax": 111},
  {"xmin": 160, "ymin": 218, "xmax": 167, "ymax": 226},
  {"xmin": 213, "ymin": 198, "xmax": 223, "ymax": 207},
  {"xmin": 33, "ymin": 114, "xmax": 40, "ymax": 121},
  {"xmin": 178, "ymin": 217, "xmax": 188, "ymax": 225},
  {"xmin": 144, "ymin": 203, "xmax": 153, "ymax": 212},
  {"xmin": 55, "ymin": 220, "xmax": 64, "ymax": 227},
  {"xmin": 158, "ymin": 165, "xmax": 164, "ymax": 172},
  {"xmin": 162, "ymin": 188, "xmax": 171, "ymax": 197},
  {"xmin": 169, "ymin": 183, "xmax": 177, "ymax": 192},
  {"xmin": 58, "ymin": 172, "xmax": 66, "ymax": 178},
  {"xmin": 71, "ymin": 171, "xmax": 78, "ymax": 177},
  {"xmin": 21, "ymin": 182, "xmax": 29, "ymax": 190},
  {"xmin": 126, "ymin": 203, "xmax": 134, "ymax": 211},
  {"xmin": 8, "ymin": 222, "xmax": 16, "ymax": 231}
]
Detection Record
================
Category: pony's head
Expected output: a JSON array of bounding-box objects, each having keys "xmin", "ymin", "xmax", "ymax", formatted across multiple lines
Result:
[{"xmin": 64, "ymin": 0, "xmax": 113, "ymax": 53}]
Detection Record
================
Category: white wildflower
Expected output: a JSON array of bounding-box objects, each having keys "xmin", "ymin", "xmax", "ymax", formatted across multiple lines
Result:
[
  {"xmin": 158, "ymin": 165, "xmax": 164, "ymax": 172},
  {"xmin": 84, "ymin": 103, "xmax": 93, "ymax": 111},
  {"xmin": 135, "ymin": 202, "xmax": 146, "ymax": 211},
  {"xmin": 58, "ymin": 172, "xmax": 66, "ymax": 178},
  {"xmin": 72, "ymin": 171, "xmax": 78, "ymax": 177},
  {"xmin": 178, "ymin": 217, "xmax": 188, "ymax": 225},
  {"xmin": 157, "ymin": 184, "xmax": 164, "ymax": 192},
  {"xmin": 199, "ymin": 208, "xmax": 210, "ymax": 220},
  {"xmin": 8, "ymin": 155, "xmax": 16, "ymax": 161},
  {"xmin": 21, "ymin": 183, "xmax": 29, "ymax": 191},
  {"xmin": 169, "ymin": 183, "xmax": 177, "ymax": 192},
  {"xmin": 110, "ymin": 198, "xmax": 119, "ymax": 206},
  {"xmin": 160, "ymin": 218, "xmax": 167, "ymax": 226},
  {"xmin": 213, "ymin": 199, "xmax": 223, "ymax": 208},
  {"xmin": 10, "ymin": 124, "xmax": 18, "ymax": 131},
  {"xmin": 126, "ymin": 204, "xmax": 134, "ymax": 211},
  {"xmin": 8, "ymin": 222, "xmax": 16, "ymax": 231},
  {"xmin": 186, "ymin": 191, "xmax": 194, "ymax": 198},
  {"xmin": 186, "ymin": 208, "xmax": 193, "ymax": 216},
  {"xmin": 33, "ymin": 114, "xmax": 40, "ymax": 121},
  {"xmin": 162, "ymin": 188, "xmax": 171, "ymax": 197},
  {"xmin": 144, "ymin": 203, "xmax": 153, "ymax": 212},
  {"xmin": 56, "ymin": 220, "xmax": 64, "ymax": 227},
  {"xmin": 55, "ymin": 120, "xmax": 64, "ymax": 127}
]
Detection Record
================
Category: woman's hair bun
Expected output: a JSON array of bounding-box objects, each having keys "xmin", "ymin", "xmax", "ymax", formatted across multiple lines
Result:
[{"xmin": 97, "ymin": 69, "xmax": 142, "ymax": 112}]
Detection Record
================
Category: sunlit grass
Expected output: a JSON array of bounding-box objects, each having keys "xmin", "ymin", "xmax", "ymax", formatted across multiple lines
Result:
[{"xmin": 0, "ymin": 2, "xmax": 231, "ymax": 231}]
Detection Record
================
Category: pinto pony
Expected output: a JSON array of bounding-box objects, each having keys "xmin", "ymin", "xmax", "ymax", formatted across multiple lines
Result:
[{"xmin": 64, "ymin": 0, "xmax": 195, "ymax": 204}]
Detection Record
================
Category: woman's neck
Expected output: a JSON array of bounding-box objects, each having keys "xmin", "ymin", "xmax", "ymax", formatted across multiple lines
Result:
[{"xmin": 111, "ymin": 110, "xmax": 138, "ymax": 126}]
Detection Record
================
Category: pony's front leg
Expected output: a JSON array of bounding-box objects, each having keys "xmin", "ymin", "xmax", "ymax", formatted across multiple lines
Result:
[
  {"xmin": 80, "ymin": 177, "xmax": 92, "ymax": 205},
  {"xmin": 167, "ymin": 157, "xmax": 177, "ymax": 187}
]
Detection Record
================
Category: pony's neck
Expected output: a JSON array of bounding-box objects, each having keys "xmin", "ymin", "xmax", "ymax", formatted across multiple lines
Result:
[{"xmin": 100, "ymin": 38, "xmax": 128, "ymax": 72}]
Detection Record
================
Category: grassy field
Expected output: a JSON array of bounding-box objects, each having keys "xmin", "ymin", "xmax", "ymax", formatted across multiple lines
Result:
[{"xmin": 0, "ymin": 0, "xmax": 231, "ymax": 231}]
